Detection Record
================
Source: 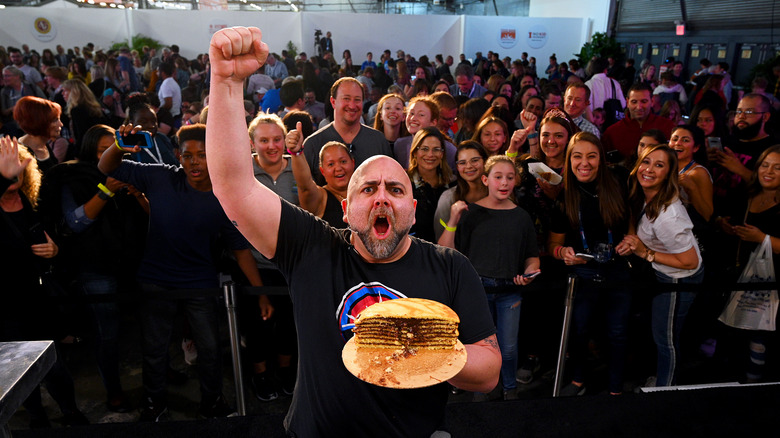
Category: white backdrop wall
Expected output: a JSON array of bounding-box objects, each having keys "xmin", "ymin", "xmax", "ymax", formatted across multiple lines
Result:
[
  {"xmin": 0, "ymin": 7, "xmax": 587, "ymax": 69},
  {"xmin": 300, "ymin": 12, "xmax": 463, "ymax": 63},
  {"xmin": 463, "ymin": 16, "xmax": 585, "ymax": 65},
  {"xmin": 530, "ymin": 0, "xmax": 610, "ymax": 42}
]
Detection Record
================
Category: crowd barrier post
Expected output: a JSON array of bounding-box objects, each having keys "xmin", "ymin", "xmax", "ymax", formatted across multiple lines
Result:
[
  {"xmin": 223, "ymin": 282, "xmax": 246, "ymax": 416},
  {"xmin": 553, "ymin": 274, "xmax": 578, "ymax": 397}
]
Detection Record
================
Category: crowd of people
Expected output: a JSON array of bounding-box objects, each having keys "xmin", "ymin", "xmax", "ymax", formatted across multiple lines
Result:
[{"xmin": 1, "ymin": 28, "xmax": 779, "ymax": 435}]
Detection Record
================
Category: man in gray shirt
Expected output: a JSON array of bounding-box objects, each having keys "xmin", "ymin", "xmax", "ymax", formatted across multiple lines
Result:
[{"xmin": 303, "ymin": 77, "xmax": 391, "ymax": 185}]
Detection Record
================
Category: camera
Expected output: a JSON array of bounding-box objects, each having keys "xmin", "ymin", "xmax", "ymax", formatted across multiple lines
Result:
[{"xmin": 593, "ymin": 243, "xmax": 613, "ymax": 264}]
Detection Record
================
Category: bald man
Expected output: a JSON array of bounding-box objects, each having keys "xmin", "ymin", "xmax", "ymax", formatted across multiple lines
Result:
[{"xmin": 206, "ymin": 27, "xmax": 500, "ymax": 437}]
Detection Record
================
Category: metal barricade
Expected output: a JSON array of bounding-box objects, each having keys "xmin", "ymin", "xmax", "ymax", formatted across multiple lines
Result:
[
  {"xmin": 553, "ymin": 274, "xmax": 578, "ymax": 397},
  {"xmin": 223, "ymin": 282, "xmax": 246, "ymax": 416}
]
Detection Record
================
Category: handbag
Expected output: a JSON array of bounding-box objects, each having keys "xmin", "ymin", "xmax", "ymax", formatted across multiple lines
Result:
[{"xmin": 718, "ymin": 235, "xmax": 778, "ymax": 331}]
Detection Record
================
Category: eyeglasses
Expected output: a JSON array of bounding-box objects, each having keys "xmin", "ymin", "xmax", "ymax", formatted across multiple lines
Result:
[
  {"xmin": 734, "ymin": 109, "xmax": 766, "ymax": 117},
  {"xmin": 418, "ymin": 146, "xmax": 444, "ymax": 155},
  {"xmin": 456, "ymin": 157, "xmax": 483, "ymax": 167}
]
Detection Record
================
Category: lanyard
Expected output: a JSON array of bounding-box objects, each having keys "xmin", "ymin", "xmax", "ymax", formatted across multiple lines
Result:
[
  {"xmin": 578, "ymin": 207, "xmax": 612, "ymax": 254},
  {"xmin": 679, "ymin": 160, "xmax": 696, "ymax": 175},
  {"xmin": 142, "ymin": 137, "xmax": 164, "ymax": 164}
]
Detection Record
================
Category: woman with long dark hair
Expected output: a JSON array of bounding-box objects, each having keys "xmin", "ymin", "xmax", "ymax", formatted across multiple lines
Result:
[
  {"xmin": 718, "ymin": 145, "xmax": 780, "ymax": 382},
  {"xmin": 373, "ymin": 93, "xmax": 408, "ymax": 149},
  {"xmin": 549, "ymin": 132, "xmax": 632, "ymax": 396},
  {"xmin": 39, "ymin": 124, "xmax": 148, "ymax": 411}
]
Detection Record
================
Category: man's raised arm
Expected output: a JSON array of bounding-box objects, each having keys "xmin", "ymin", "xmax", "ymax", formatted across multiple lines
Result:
[{"xmin": 207, "ymin": 27, "xmax": 281, "ymax": 259}]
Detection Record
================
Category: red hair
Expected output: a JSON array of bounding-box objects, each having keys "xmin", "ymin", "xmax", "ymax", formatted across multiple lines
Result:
[{"xmin": 13, "ymin": 96, "xmax": 62, "ymax": 137}]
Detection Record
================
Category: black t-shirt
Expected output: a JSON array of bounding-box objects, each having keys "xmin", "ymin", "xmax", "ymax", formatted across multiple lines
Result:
[
  {"xmin": 410, "ymin": 178, "xmax": 447, "ymax": 243},
  {"xmin": 550, "ymin": 179, "xmax": 629, "ymax": 265},
  {"xmin": 272, "ymin": 200, "xmax": 495, "ymax": 438},
  {"xmin": 455, "ymin": 204, "xmax": 539, "ymax": 279}
]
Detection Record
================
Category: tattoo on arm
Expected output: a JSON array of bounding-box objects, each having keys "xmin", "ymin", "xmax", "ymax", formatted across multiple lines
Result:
[
  {"xmin": 484, "ymin": 336, "xmax": 499, "ymax": 351},
  {"xmin": 232, "ymin": 220, "xmax": 239, "ymax": 228}
]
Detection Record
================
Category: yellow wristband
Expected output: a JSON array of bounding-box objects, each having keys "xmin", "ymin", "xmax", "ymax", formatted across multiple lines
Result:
[
  {"xmin": 97, "ymin": 183, "xmax": 115, "ymax": 198},
  {"xmin": 115, "ymin": 139, "xmax": 124, "ymax": 152},
  {"xmin": 505, "ymin": 151, "xmax": 518, "ymax": 158},
  {"xmin": 439, "ymin": 218, "xmax": 456, "ymax": 232}
]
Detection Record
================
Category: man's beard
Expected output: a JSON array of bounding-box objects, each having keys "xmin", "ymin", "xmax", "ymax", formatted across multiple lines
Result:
[
  {"xmin": 355, "ymin": 208, "xmax": 411, "ymax": 260},
  {"xmin": 734, "ymin": 120, "xmax": 763, "ymax": 140}
]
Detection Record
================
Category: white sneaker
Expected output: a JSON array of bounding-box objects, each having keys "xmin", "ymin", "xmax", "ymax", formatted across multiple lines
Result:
[{"xmin": 182, "ymin": 338, "xmax": 198, "ymax": 365}]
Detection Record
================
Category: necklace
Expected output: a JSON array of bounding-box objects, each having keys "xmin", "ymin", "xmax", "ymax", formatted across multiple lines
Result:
[
  {"xmin": 754, "ymin": 192, "xmax": 778, "ymax": 209},
  {"xmin": 578, "ymin": 184, "xmax": 598, "ymax": 198}
]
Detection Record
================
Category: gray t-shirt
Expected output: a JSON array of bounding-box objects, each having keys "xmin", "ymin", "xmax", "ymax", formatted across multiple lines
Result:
[{"xmin": 303, "ymin": 122, "xmax": 391, "ymax": 185}]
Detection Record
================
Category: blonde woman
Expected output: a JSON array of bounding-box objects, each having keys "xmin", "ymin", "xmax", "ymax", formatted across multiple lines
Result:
[{"xmin": 62, "ymin": 79, "xmax": 107, "ymax": 148}]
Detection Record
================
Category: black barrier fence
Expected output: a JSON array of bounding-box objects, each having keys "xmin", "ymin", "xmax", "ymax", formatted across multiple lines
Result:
[
  {"xmin": 42, "ymin": 275, "xmax": 779, "ymax": 415},
  {"xmin": 43, "ymin": 278, "xmax": 780, "ymax": 304}
]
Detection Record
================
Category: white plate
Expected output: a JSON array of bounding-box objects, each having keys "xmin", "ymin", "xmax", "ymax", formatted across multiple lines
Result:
[
  {"xmin": 342, "ymin": 337, "xmax": 467, "ymax": 389},
  {"xmin": 528, "ymin": 162, "xmax": 562, "ymax": 185}
]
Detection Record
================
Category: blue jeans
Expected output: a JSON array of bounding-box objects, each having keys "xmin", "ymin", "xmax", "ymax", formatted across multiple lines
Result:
[
  {"xmin": 482, "ymin": 277, "xmax": 522, "ymax": 391},
  {"xmin": 570, "ymin": 264, "xmax": 632, "ymax": 394},
  {"xmin": 78, "ymin": 271, "xmax": 122, "ymax": 395},
  {"xmin": 140, "ymin": 284, "xmax": 222, "ymax": 402},
  {"xmin": 653, "ymin": 267, "xmax": 703, "ymax": 387}
]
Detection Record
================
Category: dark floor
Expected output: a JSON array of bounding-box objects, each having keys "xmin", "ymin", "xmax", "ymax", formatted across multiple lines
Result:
[{"xmin": 6, "ymin": 291, "xmax": 776, "ymax": 432}]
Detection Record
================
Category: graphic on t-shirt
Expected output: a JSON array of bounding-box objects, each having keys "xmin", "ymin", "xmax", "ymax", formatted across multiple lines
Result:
[{"xmin": 336, "ymin": 282, "xmax": 407, "ymax": 340}]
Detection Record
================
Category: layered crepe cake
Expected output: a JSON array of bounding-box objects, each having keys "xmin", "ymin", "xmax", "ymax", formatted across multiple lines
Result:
[{"xmin": 352, "ymin": 298, "xmax": 460, "ymax": 352}]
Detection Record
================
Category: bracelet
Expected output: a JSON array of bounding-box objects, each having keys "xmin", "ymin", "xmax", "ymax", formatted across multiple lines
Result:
[
  {"xmin": 554, "ymin": 245, "xmax": 563, "ymax": 259},
  {"xmin": 287, "ymin": 142, "xmax": 304, "ymax": 156},
  {"xmin": 115, "ymin": 139, "xmax": 124, "ymax": 152},
  {"xmin": 505, "ymin": 151, "xmax": 518, "ymax": 158},
  {"xmin": 439, "ymin": 218, "xmax": 456, "ymax": 232},
  {"xmin": 527, "ymin": 133, "xmax": 539, "ymax": 139},
  {"xmin": 97, "ymin": 182, "xmax": 115, "ymax": 198}
]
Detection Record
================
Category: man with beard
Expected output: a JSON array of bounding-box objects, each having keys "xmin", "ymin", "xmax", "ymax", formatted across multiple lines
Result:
[
  {"xmin": 303, "ymin": 77, "xmax": 391, "ymax": 185},
  {"xmin": 602, "ymin": 83, "xmax": 675, "ymax": 161},
  {"xmin": 711, "ymin": 93, "xmax": 776, "ymax": 218},
  {"xmin": 206, "ymin": 27, "xmax": 500, "ymax": 437}
]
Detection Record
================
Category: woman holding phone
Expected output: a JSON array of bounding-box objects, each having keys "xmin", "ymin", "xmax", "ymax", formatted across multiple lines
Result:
[{"xmin": 548, "ymin": 132, "xmax": 632, "ymax": 396}]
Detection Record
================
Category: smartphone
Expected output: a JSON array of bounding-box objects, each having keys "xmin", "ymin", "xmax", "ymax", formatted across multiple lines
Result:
[
  {"xmin": 411, "ymin": 75, "xmax": 417, "ymax": 81},
  {"xmin": 116, "ymin": 131, "xmax": 153, "ymax": 149},
  {"xmin": 575, "ymin": 253, "xmax": 595, "ymax": 260},
  {"xmin": 29, "ymin": 222, "xmax": 47, "ymax": 244},
  {"xmin": 522, "ymin": 270, "xmax": 541, "ymax": 279},
  {"xmin": 708, "ymin": 137, "xmax": 722, "ymax": 150}
]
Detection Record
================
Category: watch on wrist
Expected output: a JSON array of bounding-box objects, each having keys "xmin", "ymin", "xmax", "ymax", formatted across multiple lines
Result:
[
  {"xmin": 97, "ymin": 190, "xmax": 111, "ymax": 201},
  {"xmin": 645, "ymin": 249, "xmax": 656, "ymax": 263}
]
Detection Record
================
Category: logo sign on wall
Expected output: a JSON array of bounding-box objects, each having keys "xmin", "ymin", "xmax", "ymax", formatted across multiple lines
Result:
[
  {"xmin": 32, "ymin": 17, "xmax": 57, "ymax": 43},
  {"xmin": 526, "ymin": 25, "xmax": 548, "ymax": 49},
  {"xmin": 498, "ymin": 26, "xmax": 518, "ymax": 49},
  {"xmin": 209, "ymin": 20, "xmax": 229, "ymax": 35}
]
